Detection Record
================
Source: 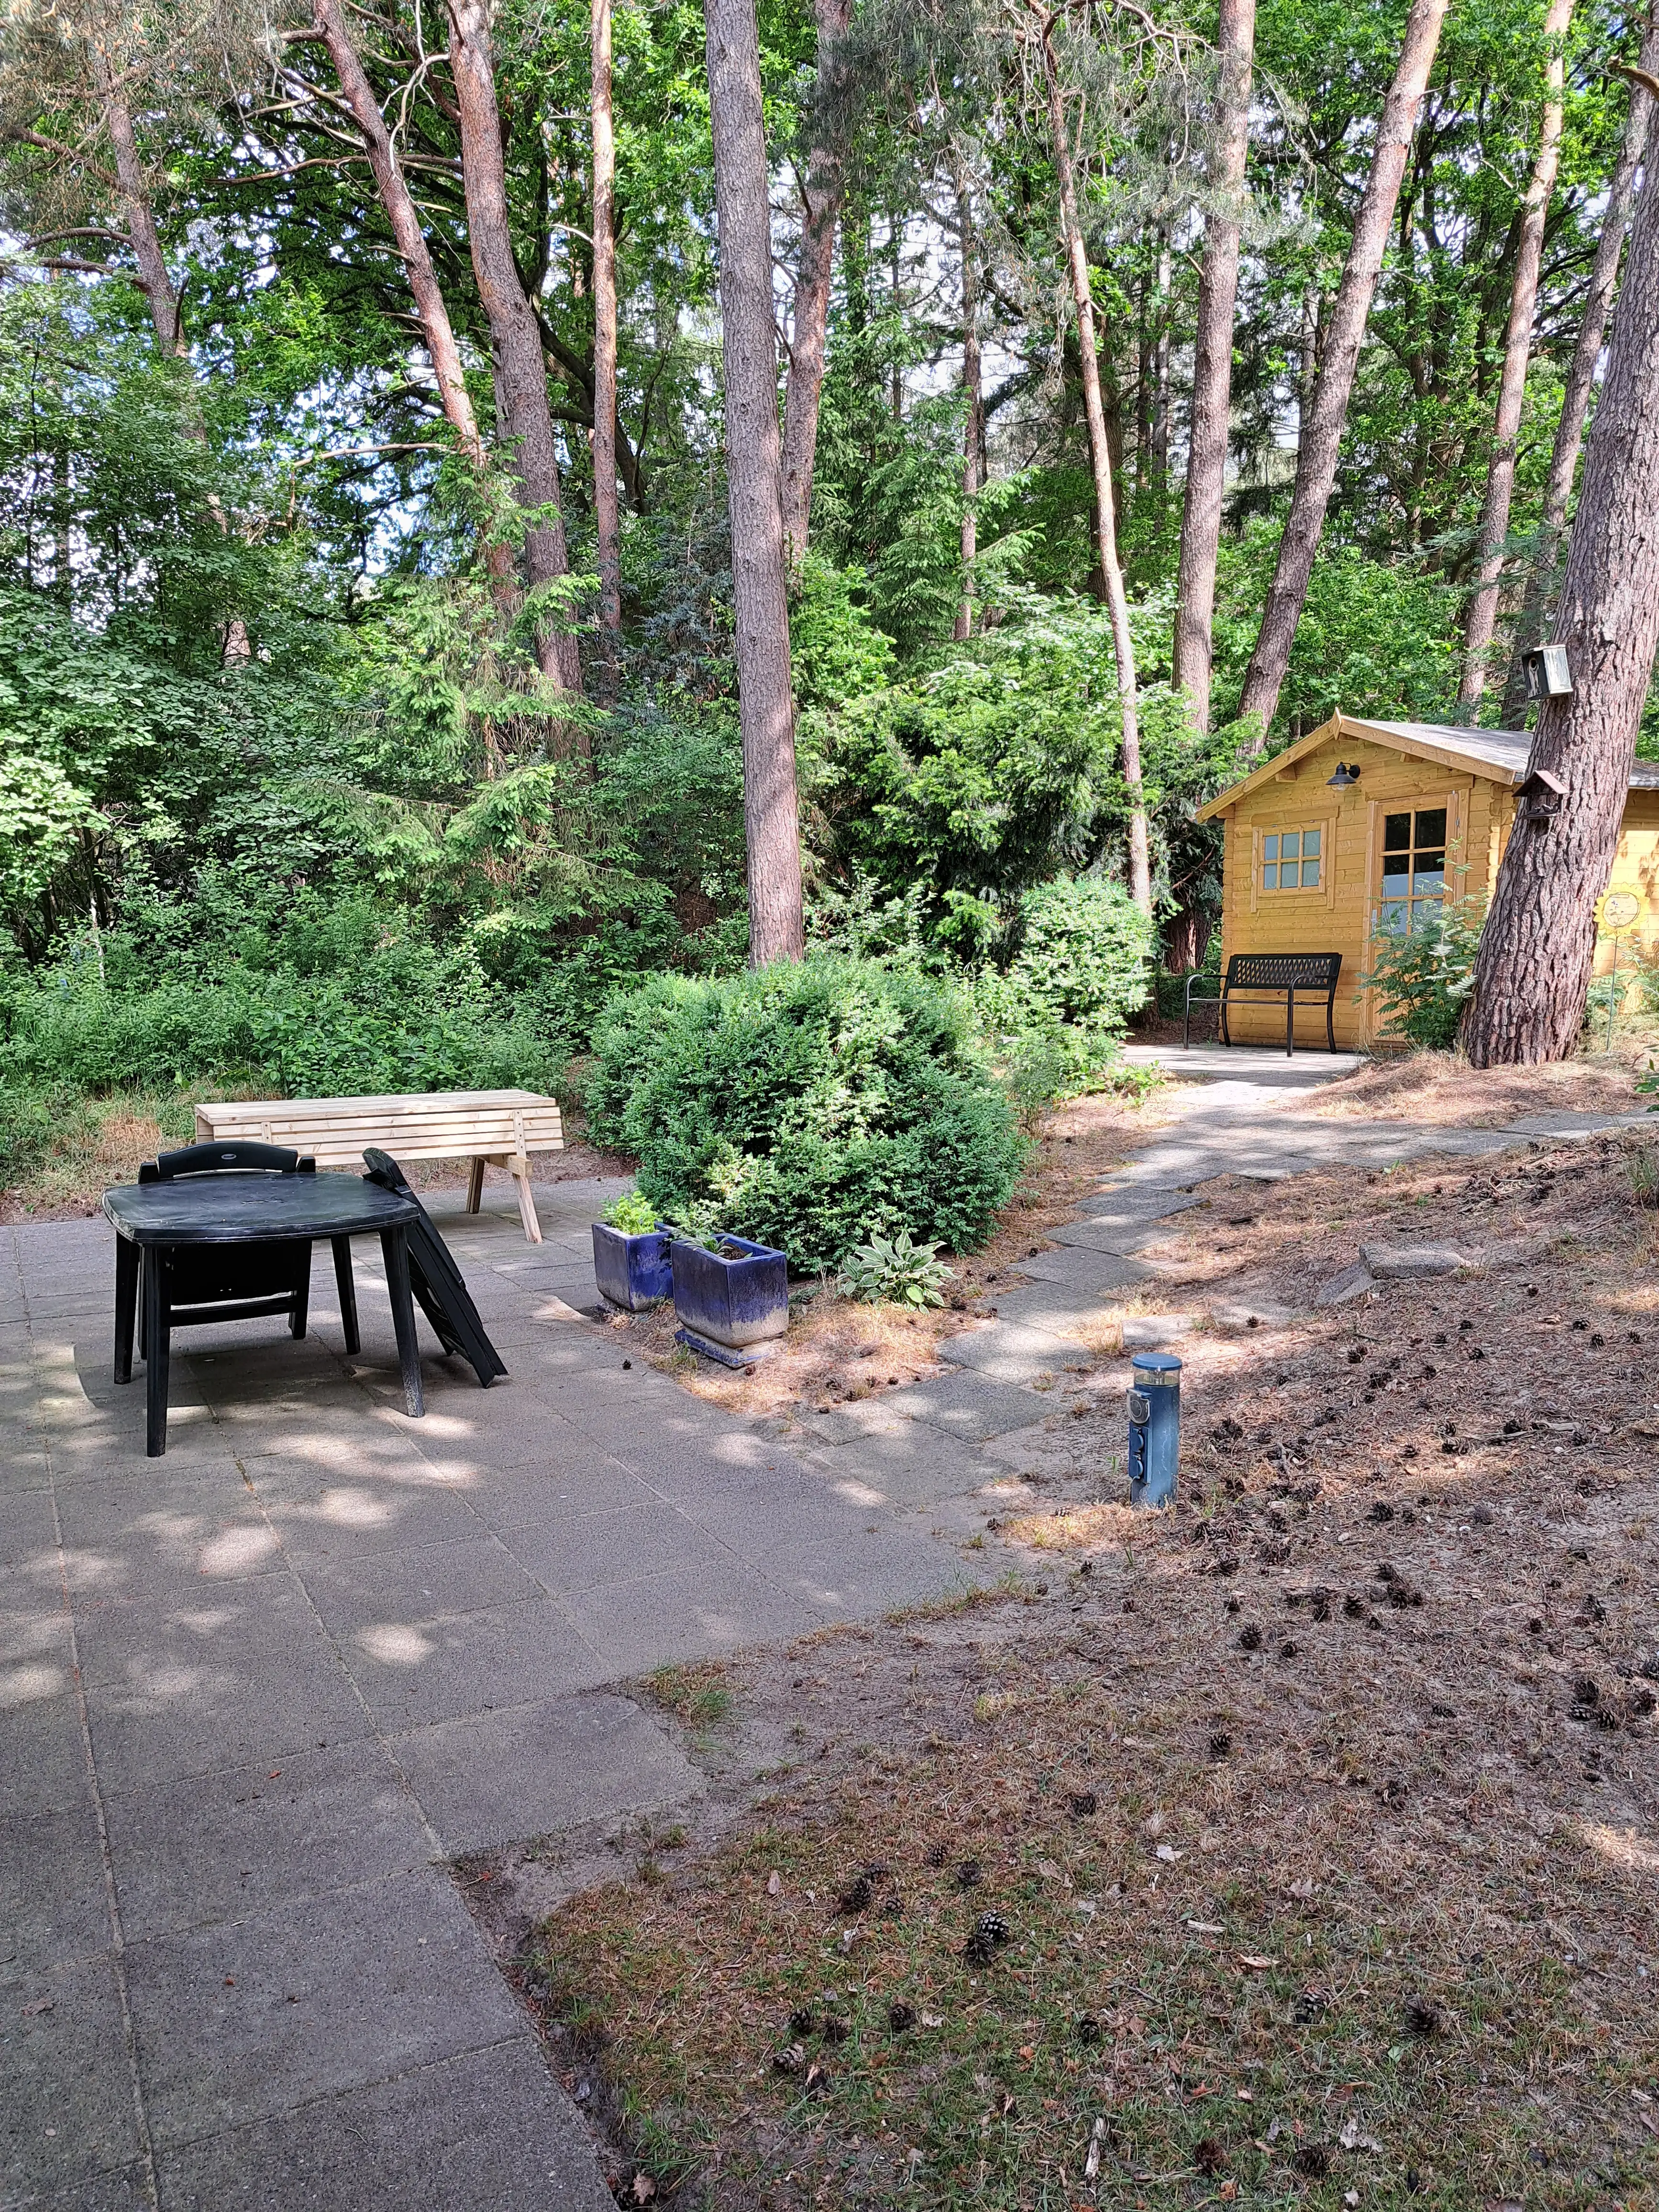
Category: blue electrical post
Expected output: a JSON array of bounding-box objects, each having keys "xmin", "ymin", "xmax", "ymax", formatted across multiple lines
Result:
[{"xmin": 1127, "ymin": 1351, "xmax": 1181, "ymax": 1506}]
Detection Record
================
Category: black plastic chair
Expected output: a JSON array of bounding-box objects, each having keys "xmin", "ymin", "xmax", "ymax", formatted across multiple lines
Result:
[
  {"xmin": 361, "ymin": 1149, "xmax": 507, "ymax": 1387},
  {"xmin": 122, "ymin": 1140, "xmax": 361, "ymax": 1369}
]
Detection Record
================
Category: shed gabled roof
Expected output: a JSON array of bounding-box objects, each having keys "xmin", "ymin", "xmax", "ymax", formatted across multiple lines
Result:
[{"xmin": 1194, "ymin": 709, "xmax": 1659, "ymax": 821}]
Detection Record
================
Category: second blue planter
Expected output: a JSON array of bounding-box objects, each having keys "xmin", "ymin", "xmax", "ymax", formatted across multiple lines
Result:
[
  {"xmin": 591, "ymin": 1222, "xmax": 673, "ymax": 1312},
  {"xmin": 670, "ymin": 1233, "xmax": 788, "ymax": 1365}
]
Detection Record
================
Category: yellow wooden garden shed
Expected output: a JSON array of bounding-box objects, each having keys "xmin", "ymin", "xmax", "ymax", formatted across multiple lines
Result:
[{"xmin": 1195, "ymin": 710, "xmax": 1659, "ymax": 1050}]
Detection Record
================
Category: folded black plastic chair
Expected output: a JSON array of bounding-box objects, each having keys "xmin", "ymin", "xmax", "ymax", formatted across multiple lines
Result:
[{"xmin": 360, "ymin": 1148, "xmax": 508, "ymax": 1387}]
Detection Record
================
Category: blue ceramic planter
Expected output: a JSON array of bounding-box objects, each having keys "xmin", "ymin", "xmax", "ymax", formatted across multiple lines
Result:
[
  {"xmin": 591, "ymin": 1221, "xmax": 673, "ymax": 1312},
  {"xmin": 670, "ymin": 1233, "xmax": 788, "ymax": 1365}
]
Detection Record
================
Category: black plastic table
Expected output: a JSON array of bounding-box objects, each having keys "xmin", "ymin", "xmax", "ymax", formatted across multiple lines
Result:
[{"xmin": 103, "ymin": 1174, "xmax": 423, "ymax": 1456}]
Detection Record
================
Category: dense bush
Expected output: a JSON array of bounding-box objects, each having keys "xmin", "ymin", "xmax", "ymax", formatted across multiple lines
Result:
[
  {"xmin": 1003, "ymin": 875, "xmax": 1155, "ymax": 1029},
  {"xmin": 0, "ymin": 966, "xmax": 564, "ymax": 1099},
  {"xmin": 1360, "ymin": 899, "xmax": 1484, "ymax": 1049},
  {"xmin": 585, "ymin": 956, "xmax": 1025, "ymax": 1271}
]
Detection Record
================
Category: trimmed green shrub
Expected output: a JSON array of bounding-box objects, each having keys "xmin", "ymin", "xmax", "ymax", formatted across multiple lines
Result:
[
  {"xmin": 585, "ymin": 956, "xmax": 1025, "ymax": 1272},
  {"xmin": 1005, "ymin": 875, "xmax": 1155, "ymax": 1030}
]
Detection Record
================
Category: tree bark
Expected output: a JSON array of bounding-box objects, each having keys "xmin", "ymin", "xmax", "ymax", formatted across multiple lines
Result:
[
  {"xmin": 1149, "ymin": 224, "xmax": 1172, "ymax": 483},
  {"xmin": 1172, "ymin": 0, "xmax": 1255, "ymax": 733},
  {"xmin": 1236, "ymin": 0, "xmax": 1448, "ymax": 741},
  {"xmin": 1462, "ymin": 136, "xmax": 1659, "ymax": 1065},
  {"xmin": 96, "ymin": 59, "xmax": 183, "ymax": 355},
  {"xmin": 591, "ymin": 0, "xmax": 622, "ymax": 685},
  {"xmin": 703, "ymin": 0, "xmax": 806, "ymax": 964},
  {"xmin": 312, "ymin": 0, "xmax": 485, "ymax": 469},
  {"xmin": 954, "ymin": 167, "xmax": 984, "ymax": 643},
  {"xmin": 1457, "ymin": 0, "xmax": 1576, "ymax": 713},
  {"xmin": 447, "ymin": 0, "xmax": 584, "ymax": 697},
  {"xmin": 1499, "ymin": 23, "xmax": 1655, "ymax": 726},
  {"xmin": 779, "ymin": 0, "xmax": 852, "ymax": 566},
  {"xmin": 1033, "ymin": 7, "xmax": 1151, "ymax": 916}
]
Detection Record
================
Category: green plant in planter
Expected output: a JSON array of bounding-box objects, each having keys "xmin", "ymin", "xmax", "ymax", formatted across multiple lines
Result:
[
  {"xmin": 839, "ymin": 1229, "xmax": 954, "ymax": 1307},
  {"xmin": 601, "ymin": 1190, "xmax": 658, "ymax": 1235}
]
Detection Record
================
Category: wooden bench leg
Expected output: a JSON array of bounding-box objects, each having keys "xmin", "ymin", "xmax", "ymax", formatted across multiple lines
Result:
[
  {"xmin": 466, "ymin": 1157, "xmax": 485, "ymax": 1214},
  {"xmin": 510, "ymin": 1154, "xmax": 542, "ymax": 1244}
]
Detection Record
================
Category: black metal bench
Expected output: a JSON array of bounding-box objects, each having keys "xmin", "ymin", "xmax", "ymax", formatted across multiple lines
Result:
[{"xmin": 1184, "ymin": 952, "xmax": 1343, "ymax": 1056}]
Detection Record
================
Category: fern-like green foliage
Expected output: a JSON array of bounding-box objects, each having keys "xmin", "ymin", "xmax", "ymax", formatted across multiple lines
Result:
[{"xmin": 838, "ymin": 1229, "xmax": 955, "ymax": 1307}]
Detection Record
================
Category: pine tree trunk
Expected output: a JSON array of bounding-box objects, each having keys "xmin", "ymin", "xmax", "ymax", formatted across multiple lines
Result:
[
  {"xmin": 591, "ymin": 0, "xmax": 622, "ymax": 686},
  {"xmin": 1457, "ymin": 0, "xmax": 1575, "ymax": 712},
  {"xmin": 954, "ymin": 167, "xmax": 984, "ymax": 643},
  {"xmin": 1172, "ymin": 0, "xmax": 1255, "ymax": 733},
  {"xmin": 1034, "ymin": 7, "xmax": 1151, "ymax": 916},
  {"xmin": 1150, "ymin": 225, "xmax": 1172, "ymax": 483},
  {"xmin": 1463, "ymin": 142, "xmax": 1659, "ymax": 1065},
  {"xmin": 97, "ymin": 61, "xmax": 183, "ymax": 356},
  {"xmin": 1499, "ymin": 30, "xmax": 1654, "ymax": 726},
  {"xmin": 703, "ymin": 0, "xmax": 806, "ymax": 965},
  {"xmin": 1236, "ymin": 0, "xmax": 1448, "ymax": 741},
  {"xmin": 447, "ymin": 0, "xmax": 584, "ymax": 698},
  {"xmin": 313, "ymin": 0, "xmax": 485, "ymax": 468},
  {"xmin": 779, "ymin": 0, "xmax": 852, "ymax": 566}
]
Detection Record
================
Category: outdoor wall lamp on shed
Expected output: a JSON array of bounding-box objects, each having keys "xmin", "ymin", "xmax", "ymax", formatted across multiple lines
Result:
[{"xmin": 1327, "ymin": 761, "xmax": 1362, "ymax": 789}]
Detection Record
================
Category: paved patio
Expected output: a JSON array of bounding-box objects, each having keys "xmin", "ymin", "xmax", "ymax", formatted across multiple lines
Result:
[{"xmin": 4, "ymin": 1075, "xmax": 1647, "ymax": 2207}]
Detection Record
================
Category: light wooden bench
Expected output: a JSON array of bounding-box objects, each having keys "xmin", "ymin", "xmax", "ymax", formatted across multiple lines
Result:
[{"xmin": 193, "ymin": 1090, "xmax": 564, "ymax": 1243}]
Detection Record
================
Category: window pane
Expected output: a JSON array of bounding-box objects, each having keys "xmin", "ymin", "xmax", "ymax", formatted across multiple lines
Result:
[
  {"xmin": 1377, "ymin": 899, "xmax": 1407, "ymax": 933},
  {"xmin": 1301, "ymin": 828, "xmax": 1321, "ymax": 857},
  {"xmin": 1302, "ymin": 858, "xmax": 1322, "ymax": 886},
  {"xmin": 1381, "ymin": 865, "xmax": 1409, "ymax": 896},
  {"xmin": 1383, "ymin": 812, "xmax": 1411, "ymax": 852},
  {"xmin": 1262, "ymin": 863, "xmax": 1278, "ymax": 889},
  {"xmin": 1283, "ymin": 830, "xmax": 1301, "ymax": 859},
  {"xmin": 1412, "ymin": 867, "xmax": 1445, "ymax": 897},
  {"xmin": 1263, "ymin": 834, "xmax": 1279, "ymax": 862},
  {"xmin": 1415, "ymin": 808, "xmax": 1447, "ymax": 848}
]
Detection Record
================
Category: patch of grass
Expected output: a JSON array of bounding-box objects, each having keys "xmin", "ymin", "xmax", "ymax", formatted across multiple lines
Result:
[
  {"xmin": 532, "ymin": 1646, "xmax": 1659, "ymax": 2212},
  {"xmin": 644, "ymin": 1662, "xmax": 733, "ymax": 1728},
  {"xmin": 0, "ymin": 1086, "xmax": 199, "ymax": 1216}
]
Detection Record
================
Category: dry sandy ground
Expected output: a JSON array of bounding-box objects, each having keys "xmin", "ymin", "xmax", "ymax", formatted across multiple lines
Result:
[{"xmin": 458, "ymin": 1125, "xmax": 1659, "ymax": 2212}]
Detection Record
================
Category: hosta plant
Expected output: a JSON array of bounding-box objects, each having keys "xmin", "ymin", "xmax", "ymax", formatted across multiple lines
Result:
[{"xmin": 839, "ymin": 1229, "xmax": 954, "ymax": 1308}]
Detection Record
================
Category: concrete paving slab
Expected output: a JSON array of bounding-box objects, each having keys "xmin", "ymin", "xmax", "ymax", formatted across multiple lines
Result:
[
  {"xmin": 340, "ymin": 1598, "xmax": 608, "ymax": 1730},
  {"xmin": 300, "ymin": 1535, "xmax": 542, "ymax": 1638},
  {"xmin": 103, "ymin": 1739, "xmax": 432, "ymax": 1942},
  {"xmin": 0, "ymin": 1797, "xmax": 111, "ymax": 1975},
  {"xmin": 154, "ymin": 2039, "xmax": 613, "ymax": 2212},
  {"xmin": 0, "ymin": 1691, "xmax": 90, "ymax": 1819},
  {"xmin": 31, "ymin": 2158, "xmax": 152, "ymax": 2210},
  {"xmin": 558, "ymin": 1559, "xmax": 822, "ymax": 1675},
  {"xmin": 0, "ymin": 1487, "xmax": 57, "ymax": 1571},
  {"xmin": 251, "ymin": 1467, "xmax": 491, "ymax": 1562},
  {"xmin": 81, "ymin": 1600, "xmax": 371, "ymax": 1797},
  {"xmin": 501, "ymin": 1502, "xmax": 731, "ymax": 1598},
  {"xmin": 881, "ymin": 1371, "xmax": 1050, "ymax": 1441},
  {"xmin": 790, "ymin": 1427, "xmax": 998, "ymax": 1509},
  {"xmin": 934, "ymin": 1320, "xmax": 1093, "ymax": 1384},
  {"xmin": 394, "ymin": 1691, "xmax": 697, "ymax": 1857},
  {"xmin": 125, "ymin": 1866, "xmax": 526, "ymax": 2148},
  {"xmin": 0, "ymin": 1951, "xmax": 141, "ymax": 2201},
  {"xmin": 1009, "ymin": 1245, "xmax": 1151, "ymax": 1292}
]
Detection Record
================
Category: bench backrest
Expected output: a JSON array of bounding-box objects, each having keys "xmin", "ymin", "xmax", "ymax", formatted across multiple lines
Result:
[
  {"xmin": 194, "ymin": 1089, "xmax": 564, "ymax": 1166},
  {"xmin": 1223, "ymin": 953, "xmax": 1342, "ymax": 991}
]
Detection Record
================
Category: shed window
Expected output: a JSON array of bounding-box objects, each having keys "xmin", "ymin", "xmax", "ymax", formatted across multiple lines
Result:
[
  {"xmin": 1377, "ymin": 807, "xmax": 1447, "ymax": 934},
  {"xmin": 1261, "ymin": 826, "xmax": 1322, "ymax": 891}
]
